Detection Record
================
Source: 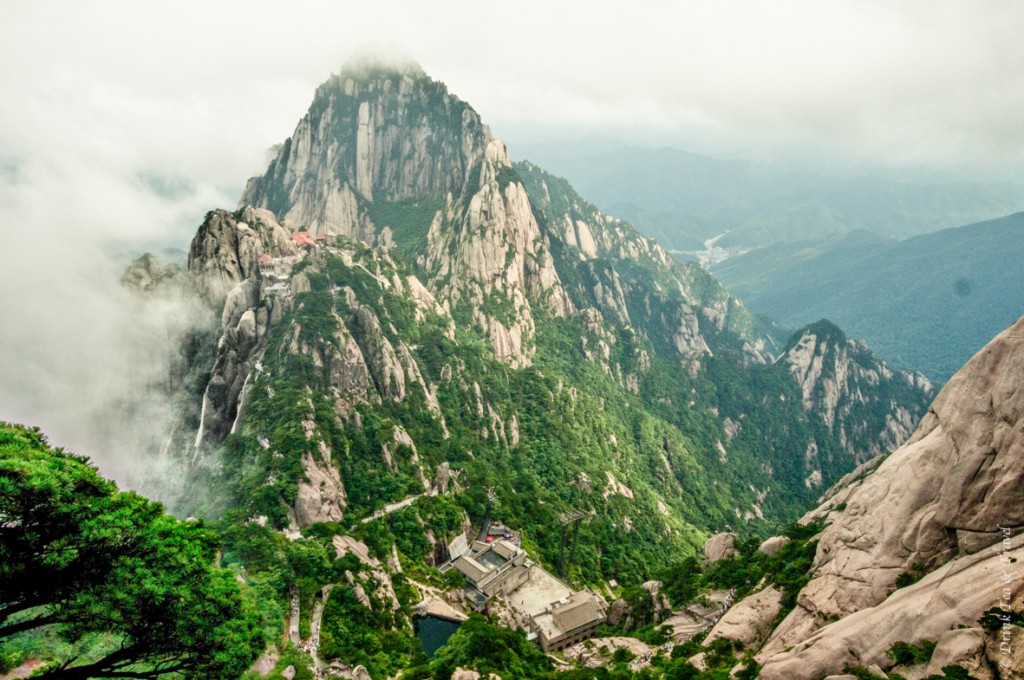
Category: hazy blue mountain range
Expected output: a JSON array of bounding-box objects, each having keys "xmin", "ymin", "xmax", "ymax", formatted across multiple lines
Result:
[
  {"xmin": 711, "ymin": 211, "xmax": 1024, "ymax": 382},
  {"xmin": 514, "ymin": 143, "xmax": 1024, "ymax": 254}
]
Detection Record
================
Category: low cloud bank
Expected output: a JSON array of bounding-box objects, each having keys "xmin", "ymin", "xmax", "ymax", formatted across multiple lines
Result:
[{"xmin": 0, "ymin": 154, "xmax": 223, "ymax": 502}]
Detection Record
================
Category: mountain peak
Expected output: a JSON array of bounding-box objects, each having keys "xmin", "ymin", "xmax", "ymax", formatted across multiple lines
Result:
[
  {"xmin": 338, "ymin": 47, "xmax": 426, "ymax": 81},
  {"xmin": 242, "ymin": 55, "xmax": 490, "ymax": 229},
  {"xmin": 785, "ymin": 318, "xmax": 847, "ymax": 351},
  {"xmin": 779, "ymin": 316, "xmax": 932, "ymax": 461}
]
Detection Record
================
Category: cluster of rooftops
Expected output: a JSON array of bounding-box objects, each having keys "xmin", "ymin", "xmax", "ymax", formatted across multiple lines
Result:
[{"xmin": 440, "ymin": 526, "xmax": 607, "ymax": 653}]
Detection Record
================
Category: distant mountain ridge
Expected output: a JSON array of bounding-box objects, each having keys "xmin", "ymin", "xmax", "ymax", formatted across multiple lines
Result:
[
  {"xmin": 713, "ymin": 211, "xmax": 1024, "ymax": 382},
  {"xmin": 516, "ymin": 143, "xmax": 1024, "ymax": 253}
]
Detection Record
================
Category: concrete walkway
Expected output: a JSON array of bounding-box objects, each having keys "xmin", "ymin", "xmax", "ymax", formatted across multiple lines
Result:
[{"xmin": 359, "ymin": 493, "xmax": 425, "ymax": 524}]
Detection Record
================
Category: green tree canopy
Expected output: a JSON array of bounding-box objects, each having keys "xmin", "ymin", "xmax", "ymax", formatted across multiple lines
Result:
[
  {"xmin": 0, "ymin": 423, "xmax": 264, "ymax": 678},
  {"xmin": 429, "ymin": 614, "xmax": 551, "ymax": 679}
]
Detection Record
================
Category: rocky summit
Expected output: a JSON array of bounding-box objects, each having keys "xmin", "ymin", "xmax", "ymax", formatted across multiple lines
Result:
[{"xmin": 106, "ymin": 55, "xmax": 968, "ymax": 679}]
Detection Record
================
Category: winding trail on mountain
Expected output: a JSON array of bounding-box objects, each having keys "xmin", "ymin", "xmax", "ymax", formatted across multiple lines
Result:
[{"xmin": 359, "ymin": 493, "xmax": 426, "ymax": 524}]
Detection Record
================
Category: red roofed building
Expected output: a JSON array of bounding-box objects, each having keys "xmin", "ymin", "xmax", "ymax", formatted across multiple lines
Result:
[
  {"xmin": 294, "ymin": 232, "xmax": 316, "ymax": 248},
  {"xmin": 257, "ymin": 253, "xmax": 274, "ymax": 275}
]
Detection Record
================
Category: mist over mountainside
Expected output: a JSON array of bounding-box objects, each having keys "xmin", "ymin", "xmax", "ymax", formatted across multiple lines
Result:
[
  {"xmin": 515, "ymin": 143, "xmax": 1024, "ymax": 255},
  {"xmin": 3, "ymin": 2, "xmax": 1024, "ymax": 674},
  {"xmin": 170, "ymin": 56, "xmax": 931, "ymax": 546},
  {"xmin": 68, "ymin": 56, "xmax": 937, "ymax": 678},
  {"xmin": 712, "ymin": 212, "xmax": 1024, "ymax": 383}
]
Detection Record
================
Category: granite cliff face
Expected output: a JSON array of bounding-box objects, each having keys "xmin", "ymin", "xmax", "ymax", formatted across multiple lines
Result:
[
  {"xmin": 780, "ymin": 319, "xmax": 934, "ymax": 463},
  {"xmin": 241, "ymin": 57, "xmax": 488, "ymax": 238},
  {"xmin": 684, "ymin": 316, "xmax": 1024, "ymax": 679},
  {"xmin": 417, "ymin": 141, "xmax": 572, "ymax": 367},
  {"xmin": 120, "ymin": 253, "xmax": 185, "ymax": 292},
  {"xmin": 241, "ymin": 59, "xmax": 573, "ymax": 368},
  {"xmin": 185, "ymin": 207, "xmax": 299, "ymax": 452},
  {"xmin": 187, "ymin": 206, "xmax": 298, "ymax": 308}
]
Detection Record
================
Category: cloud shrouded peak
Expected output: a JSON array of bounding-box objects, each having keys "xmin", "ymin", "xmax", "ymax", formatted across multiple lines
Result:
[{"xmin": 339, "ymin": 46, "xmax": 427, "ymax": 81}]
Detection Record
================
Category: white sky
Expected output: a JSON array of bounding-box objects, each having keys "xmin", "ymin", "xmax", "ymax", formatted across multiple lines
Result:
[
  {"xmin": 0, "ymin": 0, "xmax": 1022, "ymax": 479},
  {"xmin": 2, "ymin": 1, "xmax": 1022, "ymax": 229}
]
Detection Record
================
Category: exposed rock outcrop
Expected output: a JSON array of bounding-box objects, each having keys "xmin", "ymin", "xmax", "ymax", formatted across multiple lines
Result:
[
  {"xmin": 192, "ymin": 280, "xmax": 274, "ymax": 452},
  {"xmin": 923, "ymin": 629, "xmax": 992, "ymax": 680},
  {"xmin": 121, "ymin": 253, "xmax": 185, "ymax": 292},
  {"xmin": 242, "ymin": 56, "xmax": 487, "ymax": 238},
  {"xmin": 185, "ymin": 208, "xmax": 300, "ymax": 453},
  {"xmin": 422, "ymin": 141, "xmax": 572, "ymax": 366},
  {"xmin": 703, "ymin": 532, "xmax": 739, "ymax": 564},
  {"xmin": 326, "ymin": 314, "xmax": 374, "ymax": 409},
  {"xmin": 758, "ymin": 540, "xmax": 1024, "ymax": 678},
  {"xmin": 332, "ymin": 535, "xmax": 400, "ymax": 612},
  {"xmin": 704, "ymin": 586, "xmax": 783, "ymax": 650},
  {"xmin": 295, "ymin": 451, "xmax": 346, "ymax": 526},
  {"xmin": 432, "ymin": 461, "xmax": 451, "ymax": 495},
  {"xmin": 780, "ymin": 319, "xmax": 933, "ymax": 461},
  {"xmin": 349, "ymin": 298, "xmax": 406, "ymax": 400},
  {"xmin": 758, "ymin": 536, "xmax": 791, "ymax": 557},
  {"xmin": 187, "ymin": 207, "xmax": 296, "ymax": 308},
  {"xmin": 563, "ymin": 637, "xmax": 656, "ymax": 673},
  {"xmin": 241, "ymin": 57, "xmax": 573, "ymax": 367},
  {"xmin": 757, "ymin": 315, "xmax": 1024, "ymax": 677}
]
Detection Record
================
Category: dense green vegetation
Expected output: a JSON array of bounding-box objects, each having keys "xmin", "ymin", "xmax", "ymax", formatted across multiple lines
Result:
[
  {"xmin": 886, "ymin": 639, "xmax": 936, "ymax": 666},
  {"xmin": 894, "ymin": 561, "xmax": 927, "ymax": 589},
  {"xmin": 979, "ymin": 606, "xmax": 1024, "ymax": 630},
  {"xmin": 217, "ymin": 519, "xmax": 424, "ymax": 680},
  {"xmin": 0, "ymin": 423, "xmax": 264, "ymax": 679},
  {"xmin": 316, "ymin": 561, "xmax": 419, "ymax": 677},
  {"xmin": 658, "ymin": 522, "xmax": 821, "ymax": 618},
  {"xmin": 366, "ymin": 196, "xmax": 445, "ymax": 260}
]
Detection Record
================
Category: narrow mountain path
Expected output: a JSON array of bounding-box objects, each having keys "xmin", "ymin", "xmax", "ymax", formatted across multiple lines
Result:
[
  {"xmin": 359, "ymin": 493, "xmax": 425, "ymax": 524},
  {"xmin": 307, "ymin": 585, "xmax": 334, "ymax": 671},
  {"xmin": 288, "ymin": 588, "xmax": 301, "ymax": 645}
]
